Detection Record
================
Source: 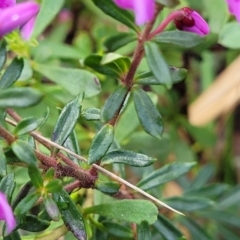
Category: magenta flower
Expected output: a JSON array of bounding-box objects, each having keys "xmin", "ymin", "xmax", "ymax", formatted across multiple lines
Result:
[
  {"xmin": 114, "ymin": 0, "xmax": 155, "ymax": 25},
  {"xmin": 226, "ymin": 0, "xmax": 240, "ymax": 22},
  {"xmin": 0, "ymin": 192, "xmax": 16, "ymax": 234},
  {"xmin": 0, "ymin": 1, "xmax": 40, "ymax": 39},
  {"xmin": 174, "ymin": 7, "xmax": 210, "ymax": 36}
]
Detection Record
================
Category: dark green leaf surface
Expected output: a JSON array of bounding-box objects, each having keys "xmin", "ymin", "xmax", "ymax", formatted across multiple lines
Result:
[
  {"xmin": 103, "ymin": 221, "xmax": 133, "ymax": 238},
  {"xmin": 15, "ymin": 193, "xmax": 39, "ymax": 216},
  {"xmin": 136, "ymin": 67, "xmax": 187, "ymax": 85},
  {"xmin": 92, "ymin": 0, "xmax": 138, "ymax": 32},
  {"xmin": 3, "ymin": 231, "xmax": 21, "ymax": 240},
  {"xmin": 154, "ymin": 214, "xmax": 185, "ymax": 240},
  {"xmin": 0, "ymin": 57, "xmax": 24, "ymax": 90},
  {"xmin": 53, "ymin": 190, "xmax": 87, "ymax": 240},
  {"xmin": 137, "ymin": 162, "xmax": 196, "ymax": 191},
  {"xmin": 84, "ymin": 200, "xmax": 158, "ymax": 224},
  {"xmin": 144, "ymin": 42, "xmax": 172, "ymax": 87},
  {"xmin": 12, "ymin": 139, "xmax": 37, "ymax": 167},
  {"xmin": 0, "ymin": 88, "xmax": 43, "ymax": 108},
  {"xmin": 101, "ymin": 85, "xmax": 128, "ymax": 122},
  {"xmin": 32, "ymin": 0, "xmax": 65, "ymax": 37},
  {"xmin": 45, "ymin": 179, "xmax": 62, "ymax": 193},
  {"xmin": 82, "ymin": 108, "xmax": 100, "ymax": 121},
  {"xmin": 43, "ymin": 195, "xmax": 60, "ymax": 221},
  {"xmin": 88, "ymin": 124, "xmax": 114, "ymax": 164},
  {"xmin": 0, "ymin": 148, "xmax": 7, "ymax": 177},
  {"xmin": 14, "ymin": 117, "xmax": 40, "ymax": 136},
  {"xmin": 101, "ymin": 149, "xmax": 156, "ymax": 167},
  {"xmin": 0, "ymin": 173, "xmax": 15, "ymax": 202},
  {"xmin": 104, "ymin": 32, "xmax": 137, "ymax": 52},
  {"xmin": 19, "ymin": 215, "xmax": 50, "ymax": 232},
  {"xmin": 154, "ymin": 30, "xmax": 205, "ymax": 48},
  {"xmin": 164, "ymin": 196, "xmax": 214, "ymax": 212},
  {"xmin": 133, "ymin": 87, "xmax": 163, "ymax": 139},
  {"xmin": 137, "ymin": 221, "xmax": 151, "ymax": 240},
  {"xmin": 28, "ymin": 166, "xmax": 43, "ymax": 189},
  {"xmin": 95, "ymin": 180, "xmax": 121, "ymax": 194},
  {"xmin": 0, "ymin": 40, "xmax": 6, "ymax": 71},
  {"xmin": 52, "ymin": 94, "xmax": 83, "ymax": 147},
  {"xmin": 34, "ymin": 64, "xmax": 101, "ymax": 98}
]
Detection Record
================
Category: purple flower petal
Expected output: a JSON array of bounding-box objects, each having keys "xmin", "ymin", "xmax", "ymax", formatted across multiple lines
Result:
[
  {"xmin": 0, "ymin": 1, "xmax": 39, "ymax": 37},
  {"xmin": 191, "ymin": 11, "xmax": 210, "ymax": 35},
  {"xmin": 0, "ymin": 0, "xmax": 16, "ymax": 9},
  {"xmin": 0, "ymin": 192, "xmax": 16, "ymax": 234},
  {"xmin": 226, "ymin": 0, "xmax": 240, "ymax": 22},
  {"xmin": 21, "ymin": 16, "xmax": 36, "ymax": 40},
  {"xmin": 114, "ymin": 0, "xmax": 155, "ymax": 25}
]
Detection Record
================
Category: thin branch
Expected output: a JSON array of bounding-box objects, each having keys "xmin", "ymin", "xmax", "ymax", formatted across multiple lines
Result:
[{"xmin": 5, "ymin": 117, "xmax": 184, "ymax": 215}]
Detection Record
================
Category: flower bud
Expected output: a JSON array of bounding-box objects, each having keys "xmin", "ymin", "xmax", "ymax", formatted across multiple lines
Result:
[
  {"xmin": 226, "ymin": 0, "xmax": 240, "ymax": 22},
  {"xmin": 174, "ymin": 7, "xmax": 210, "ymax": 36}
]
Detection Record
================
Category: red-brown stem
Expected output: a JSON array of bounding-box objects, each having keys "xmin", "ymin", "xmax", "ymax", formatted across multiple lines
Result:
[
  {"xmin": 148, "ymin": 10, "xmax": 183, "ymax": 39},
  {"xmin": 0, "ymin": 124, "xmax": 15, "ymax": 144}
]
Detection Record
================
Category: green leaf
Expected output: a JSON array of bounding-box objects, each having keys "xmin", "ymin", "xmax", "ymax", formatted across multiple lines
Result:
[
  {"xmin": 156, "ymin": 0, "xmax": 180, "ymax": 7},
  {"xmin": 14, "ymin": 117, "xmax": 40, "ymax": 136},
  {"xmin": 63, "ymin": 130, "xmax": 81, "ymax": 163},
  {"xmin": 0, "ymin": 40, "xmax": 7, "ymax": 71},
  {"xmin": 104, "ymin": 32, "xmax": 137, "ymax": 52},
  {"xmin": 154, "ymin": 214, "xmax": 185, "ymax": 240},
  {"xmin": 83, "ymin": 54, "xmax": 121, "ymax": 78},
  {"xmin": 0, "ymin": 148, "xmax": 7, "ymax": 177},
  {"xmin": 164, "ymin": 196, "xmax": 214, "ymax": 212},
  {"xmin": 88, "ymin": 124, "xmax": 114, "ymax": 164},
  {"xmin": 44, "ymin": 168, "xmax": 55, "ymax": 180},
  {"xmin": 15, "ymin": 193, "xmax": 39, "ymax": 216},
  {"xmin": 135, "ymin": 67, "xmax": 188, "ymax": 85},
  {"xmin": 144, "ymin": 42, "xmax": 172, "ymax": 87},
  {"xmin": 28, "ymin": 166, "xmax": 43, "ymax": 189},
  {"xmin": 53, "ymin": 190, "xmax": 87, "ymax": 240},
  {"xmin": 45, "ymin": 179, "xmax": 62, "ymax": 193},
  {"xmin": 19, "ymin": 214, "xmax": 50, "ymax": 232},
  {"xmin": 12, "ymin": 139, "xmax": 38, "ymax": 167},
  {"xmin": 218, "ymin": 21, "xmax": 240, "ymax": 49},
  {"xmin": 95, "ymin": 180, "xmax": 121, "ymax": 195},
  {"xmin": 101, "ymin": 85, "xmax": 128, "ymax": 122},
  {"xmin": 154, "ymin": 30, "xmax": 205, "ymax": 48},
  {"xmin": 32, "ymin": 0, "xmax": 65, "ymax": 38},
  {"xmin": 133, "ymin": 87, "xmax": 163, "ymax": 139},
  {"xmin": 0, "ymin": 173, "xmax": 15, "ymax": 202},
  {"xmin": 92, "ymin": 0, "xmax": 138, "ymax": 32},
  {"xmin": 3, "ymin": 231, "xmax": 21, "ymax": 240},
  {"xmin": 43, "ymin": 195, "xmax": 60, "ymax": 221},
  {"xmin": 84, "ymin": 200, "xmax": 158, "ymax": 224},
  {"xmin": 101, "ymin": 149, "xmax": 156, "ymax": 167},
  {"xmin": 82, "ymin": 108, "xmax": 100, "ymax": 121},
  {"xmin": 0, "ymin": 57, "xmax": 24, "ymax": 90},
  {"xmin": 0, "ymin": 87, "xmax": 43, "ymax": 108},
  {"xmin": 103, "ymin": 221, "xmax": 133, "ymax": 238},
  {"xmin": 52, "ymin": 94, "xmax": 83, "ymax": 148},
  {"xmin": 137, "ymin": 221, "xmax": 151, "ymax": 240},
  {"xmin": 137, "ymin": 162, "xmax": 196, "ymax": 191},
  {"xmin": 34, "ymin": 64, "xmax": 101, "ymax": 98}
]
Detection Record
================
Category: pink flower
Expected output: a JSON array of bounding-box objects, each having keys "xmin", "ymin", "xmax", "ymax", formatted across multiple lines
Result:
[
  {"xmin": 0, "ymin": 192, "xmax": 16, "ymax": 234},
  {"xmin": 114, "ymin": 0, "xmax": 155, "ymax": 25},
  {"xmin": 226, "ymin": 0, "xmax": 240, "ymax": 22},
  {"xmin": 0, "ymin": 1, "xmax": 40, "ymax": 39},
  {"xmin": 174, "ymin": 7, "xmax": 210, "ymax": 36}
]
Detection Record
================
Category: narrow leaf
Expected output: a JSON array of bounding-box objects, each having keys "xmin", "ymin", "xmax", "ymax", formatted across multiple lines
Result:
[
  {"xmin": 14, "ymin": 117, "xmax": 40, "ymax": 136},
  {"xmin": 144, "ymin": 42, "xmax": 172, "ymax": 87},
  {"xmin": 0, "ymin": 148, "xmax": 7, "ymax": 177},
  {"xmin": 137, "ymin": 221, "xmax": 151, "ymax": 240},
  {"xmin": 101, "ymin": 149, "xmax": 156, "ymax": 167},
  {"xmin": 84, "ymin": 200, "xmax": 158, "ymax": 224},
  {"xmin": 95, "ymin": 180, "xmax": 121, "ymax": 195},
  {"xmin": 154, "ymin": 30, "xmax": 205, "ymax": 48},
  {"xmin": 0, "ymin": 57, "xmax": 24, "ymax": 90},
  {"xmin": 88, "ymin": 124, "xmax": 114, "ymax": 164},
  {"xmin": 137, "ymin": 162, "xmax": 196, "ymax": 191},
  {"xmin": 103, "ymin": 221, "xmax": 133, "ymax": 238},
  {"xmin": 82, "ymin": 108, "xmax": 100, "ymax": 121},
  {"xmin": 28, "ymin": 166, "xmax": 43, "ymax": 188},
  {"xmin": 53, "ymin": 190, "xmax": 87, "ymax": 240},
  {"xmin": 0, "ymin": 173, "xmax": 15, "ymax": 202},
  {"xmin": 52, "ymin": 94, "xmax": 83, "ymax": 147},
  {"xmin": 0, "ymin": 40, "xmax": 7, "ymax": 71},
  {"xmin": 101, "ymin": 85, "xmax": 128, "ymax": 122},
  {"xmin": 0, "ymin": 88, "xmax": 43, "ymax": 108},
  {"xmin": 133, "ymin": 87, "xmax": 163, "ymax": 139},
  {"xmin": 92, "ymin": 0, "xmax": 138, "ymax": 32},
  {"xmin": 12, "ymin": 139, "xmax": 38, "ymax": 166}
]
